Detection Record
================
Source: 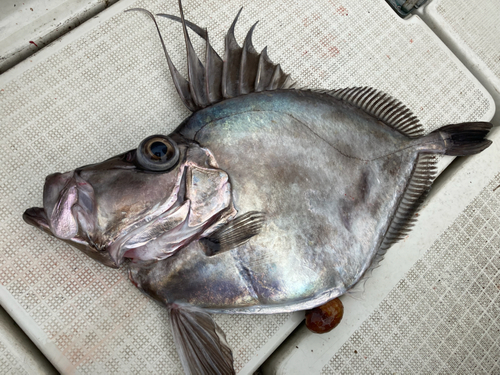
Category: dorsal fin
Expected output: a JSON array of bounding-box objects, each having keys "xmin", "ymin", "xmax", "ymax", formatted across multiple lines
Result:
[
  {"xmin": 125, "ymin": 8, "xmax": 197, "ymax": 111},
  {"xmin": 128, "ymin": 2, "xmax": 295, "ymax": 111},
  {"xmin": 177, "ymin": 0, "xmax": 209, "ymax": 108},
  {"xmin": 347, "ymin": 153, "xmax": 438, "ymax": 298},
  {"xmin": 223, "ymin": 8, "xmax": 244, "ymax": 99},
  {"xmin": 324, "ymin": 87, "xmax": 425, "ymax": 138},
  {"xmin": 240, "ymin": 22, "xmax": 260, "ymax": 95}
]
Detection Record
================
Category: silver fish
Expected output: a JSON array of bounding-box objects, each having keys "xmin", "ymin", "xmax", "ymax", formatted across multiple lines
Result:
[{"xmin": 23, "ymin": 2, "xmax": 492, "ymax": 373}]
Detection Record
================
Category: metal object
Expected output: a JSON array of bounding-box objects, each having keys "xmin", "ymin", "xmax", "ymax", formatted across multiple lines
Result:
[{"xmin": 386, "ymin": 0, "xmax": 428, "ymax": 17}]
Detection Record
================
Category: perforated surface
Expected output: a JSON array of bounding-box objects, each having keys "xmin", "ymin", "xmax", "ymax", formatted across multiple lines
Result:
[
  {"xmin": 432, "ymin": 0, "xmax": 500, "ymax": 82},
  {"xmin": 0, "ymin": 341, "xmax": 29, "ymax": 375},
  {"xmin": 0, "ymin": 0, "xmax": 494, "ymax": 373},
  {"xmin": 321, "ymin": 174, "xmax": 500, "ymax": 373}
]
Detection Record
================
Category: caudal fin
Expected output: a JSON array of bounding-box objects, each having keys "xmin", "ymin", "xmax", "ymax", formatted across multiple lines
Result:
[{"xmin": 435, "ymin": 122, "xmax": 493, "ymax": 156}]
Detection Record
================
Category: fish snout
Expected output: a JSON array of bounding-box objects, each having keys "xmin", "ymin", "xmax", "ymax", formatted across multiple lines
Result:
[{"xmin": 42, "ymin": 171, "xmax": 96, "ymax": 240}]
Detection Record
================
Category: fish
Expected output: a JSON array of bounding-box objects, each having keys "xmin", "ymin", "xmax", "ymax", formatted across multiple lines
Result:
[{"xmin": 22, "ymin": 1, "xmax": 493, "ymax": 373}]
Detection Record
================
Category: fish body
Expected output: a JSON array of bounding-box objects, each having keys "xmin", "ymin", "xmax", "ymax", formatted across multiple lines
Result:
[
  {"xmin": 130, "ymin": 89, "xmax": 436, "ymax": 313},
  {"xmin": 23, "ymin": 3, "xmax": 493, "ymax": 374}
]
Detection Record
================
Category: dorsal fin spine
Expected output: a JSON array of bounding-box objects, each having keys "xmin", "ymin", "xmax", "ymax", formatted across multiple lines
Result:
[
  {"xmin": 254, "ymin": 52, "xmax": 264, "ymax": 92},
  {"xmin": 222, "ymin": 8, "xmax": 243, "ymax": 99},
  {"xmin": 133, "ymin": 5, "xmax": 294, "ymax": 112},
  {"xmin": 205, "ymin": 33, "xmax": 224, "ymax": 103},
  {"xmin": 268, "ymin": 65, "xmax": 281, "ymax": 90},
  {"xmin": 239, "ymin": 22, "xmax": 259, "ymax": 95},
  {"xmin": 126, "ymin": 8, "xmax": 197, "ymax": 111},
  {"xmin": 178, "ymin": 0, "xmax": 208, "ymax": 108},
  {"xmin": 256, "ymin": 47, "xmax": 274, "ymax": 92},
  {"xmin": 282, "ymin": 74, "xmax": 293, "ymax": 89},
  {"xmin": 205, "ymin": 32, "xmax": 213, "ymax": 101}
]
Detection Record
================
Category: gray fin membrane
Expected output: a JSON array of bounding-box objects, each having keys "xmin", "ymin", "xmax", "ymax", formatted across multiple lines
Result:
[
  {"xmin": 169, "ymin": 305, "xmax": 235, "ymax": 374},
  {"xmin": 348, "ymin": 153, "xmax": 438, "ymax": 298},
  {"xmin": 126, "ymin": 8, "xmax": 197, "ymax": 111},
  {"xmin": 201, "ymin": 211, "xmax": 266, "ymax": 256},
  {"xmin": 322, "ymin": 87, "xmax": 425, "ymax": 138},
  {"xmin": 129, "ymin": 2, "xmax": 294, "ymax": 111}
]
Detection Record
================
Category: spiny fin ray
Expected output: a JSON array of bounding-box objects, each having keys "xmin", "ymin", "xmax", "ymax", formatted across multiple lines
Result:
[
  {"xmin": 324, "ymin": 87, "xmax": 426, "ymax": 138},
  {"xmin": 201, "ymin": 211, "xmax": 266, "ymax": 256},
  {"xmin": 240, "ymin": 22, "xmax": 260, "ymax": 95},
  {"xmin": 223, "ymin": 8, "xmax": 244, "ymax": 99},
  {"xmin": 177, "ymin": 0, "xmax": 209, "ymax": 108},
  {"xmin": 129, "ymin": 4, "xmax": 294, "ymax": 111},
  {"xmin": 126, "ymin": 8, "xmax": 197, "ymax": 111}
]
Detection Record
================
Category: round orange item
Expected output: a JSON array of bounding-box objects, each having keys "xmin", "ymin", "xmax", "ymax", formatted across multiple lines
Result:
[{"xmin": 305, "ymin": 298, "xmax": 344, "ymax": 334}]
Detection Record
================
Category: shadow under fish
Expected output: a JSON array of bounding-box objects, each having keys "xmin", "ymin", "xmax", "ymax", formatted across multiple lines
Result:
[{"xmin": 23, "ymin": 1, "xmax": 493, "ymax": 373}]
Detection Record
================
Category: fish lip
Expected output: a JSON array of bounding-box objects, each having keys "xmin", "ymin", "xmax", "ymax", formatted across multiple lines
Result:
[
  {"xmin": 23, "ymin": 207, "xmax": 51, "ymax": 233},
  {"xmin": 24, "ymin": 206, "xmax": 119, "ymax": 268},
  {"xmin": 42, "ymin": 170, "xmax": 97, "ymax": 241}
]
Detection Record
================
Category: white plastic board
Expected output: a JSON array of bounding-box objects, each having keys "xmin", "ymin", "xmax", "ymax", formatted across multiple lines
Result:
[
  {"xmin": 0, "ymin": 0, "xmax": 120, "ymax": 73},
  {"xmin": 0, "ymin": 0, "xmax": 495, "ymax": 373},
  {"xmin": 419, "ymin": 0, "xmax": 500, "ymax": 121}
]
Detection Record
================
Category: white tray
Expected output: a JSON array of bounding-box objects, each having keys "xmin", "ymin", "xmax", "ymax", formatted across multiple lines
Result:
[{"xmin": 0, "ymin": 0, "xmax": 495, "ymax": 373}]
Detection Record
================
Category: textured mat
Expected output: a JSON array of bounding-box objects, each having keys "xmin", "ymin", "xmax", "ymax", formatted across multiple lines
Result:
[
  {"xmin": 426, "ymin": 0, "xmax": 500, "ymax": 85},
  {"xmin": 0, "ymin": 0, "xmax": 494, "ymax": 373}
]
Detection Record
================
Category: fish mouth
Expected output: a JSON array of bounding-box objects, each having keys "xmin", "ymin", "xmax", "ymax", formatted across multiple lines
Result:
[
  {"xmin": 23, "ymin": 205, "xmax": 119, "ymax": 268},
  {"xmin": 23, "ymin": 207, "xmax": 52, "ymax": 234},
  {"xmin": 23, "ymin": 206, "xmax": 89, "ymax": 246},
  {"xmin": 23, "ymin": 172, "xmax": 119, "ymax": 269},
  {"xmin": 40, "ymin": 171, "xmax": 96, "ymax": 240}
]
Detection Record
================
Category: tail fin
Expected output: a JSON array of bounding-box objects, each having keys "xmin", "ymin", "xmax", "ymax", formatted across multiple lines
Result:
[{"xmin": 435, "ymin": 122, "xmax": 493, "ymax": 156}]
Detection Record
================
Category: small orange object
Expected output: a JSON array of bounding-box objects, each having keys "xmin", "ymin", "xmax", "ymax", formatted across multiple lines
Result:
[{"xmin": 305, "ymin": 298, "xmax": 344, "ymax": 334}]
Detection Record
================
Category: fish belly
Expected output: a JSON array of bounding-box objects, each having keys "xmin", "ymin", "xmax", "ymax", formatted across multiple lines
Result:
[{"xmin": 134, "ymin": 90, "xmax": 419, "ymax": 313}]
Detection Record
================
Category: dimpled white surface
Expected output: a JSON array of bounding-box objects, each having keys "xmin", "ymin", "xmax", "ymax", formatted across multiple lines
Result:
[
  {"xmin": 0, "ymin": 0, "xmax": 494, "ymax": 373},
  {"xmin": 0, "ymin": 340, "xmax": 30, "ymax": 375},
  {"xmin": 424, "ymin": 0, "xmax": 500, "ymax": 94}
]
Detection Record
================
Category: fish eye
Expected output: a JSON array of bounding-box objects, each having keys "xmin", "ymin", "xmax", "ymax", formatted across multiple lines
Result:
[{"xmin": 136, "ymin": 135, "xmax": 180, "ymax": 171}]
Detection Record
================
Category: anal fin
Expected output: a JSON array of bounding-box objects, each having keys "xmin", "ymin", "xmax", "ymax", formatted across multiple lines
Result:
[
  {"xmin": 201, "ymin": 211, "xmax": 266, "ymax": 256},
  {"xmin": 169, "ymin": 305, "xmax": 234, "ymax": 375}
]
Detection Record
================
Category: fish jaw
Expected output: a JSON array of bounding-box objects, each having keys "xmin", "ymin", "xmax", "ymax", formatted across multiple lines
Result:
[
  {"xmin": 24, "ymin": 169, "xmax": 116, "ymax": 266},
  {"xmin": 42, "ymin": 171, "xmax": 96, "ymax": 240},
  {"xmin": 23, "ymin": 170, "xmax": 97, "ymax": 244},
  {"xmin": 23, "ymin": 205, "xmax": 119, "ymax": 268}
]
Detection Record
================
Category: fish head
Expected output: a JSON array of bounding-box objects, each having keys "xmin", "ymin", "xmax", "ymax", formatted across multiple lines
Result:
[{"xmin": 23, "ymin": 133, "xmax": 234, "ymax": 268}]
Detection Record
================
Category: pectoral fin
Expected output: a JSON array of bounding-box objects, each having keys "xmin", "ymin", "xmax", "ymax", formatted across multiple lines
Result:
[
  {"xmin": 169, "ymin": 305, "xmax": 234, "ymax": 375},
  {"xmin": 201, "ymin": 211, "xmax": 266, "ymax": 256}
]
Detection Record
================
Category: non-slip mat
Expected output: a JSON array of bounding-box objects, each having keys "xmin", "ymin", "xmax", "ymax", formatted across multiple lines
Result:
[{"xmin": 0, "ymin": 0, "xmax": 494, "ymax": 373}]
